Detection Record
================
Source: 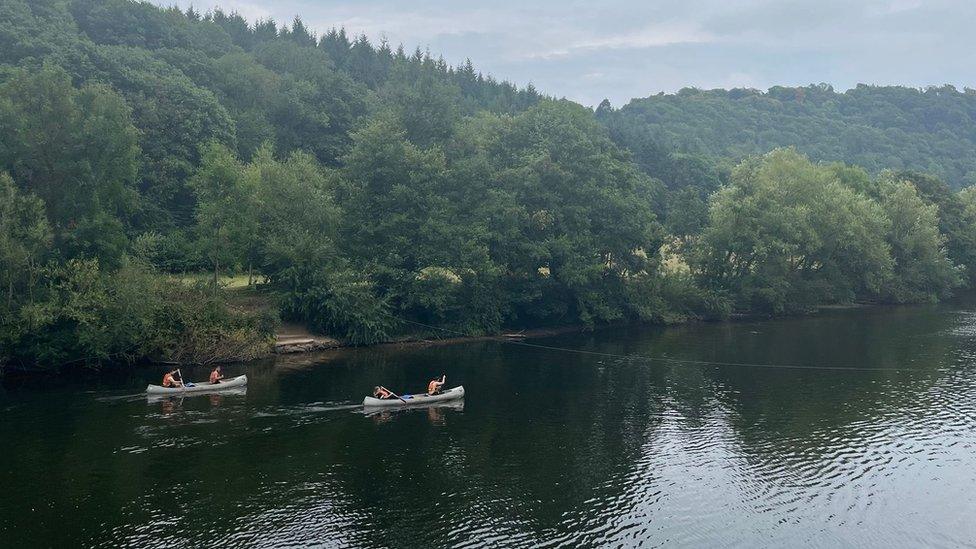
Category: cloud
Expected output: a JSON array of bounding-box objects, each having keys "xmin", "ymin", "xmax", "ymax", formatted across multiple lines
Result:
[
  {"xmin": 868, "ymin": 0, "xmax": 924, "ymax": 15},
  {"xmin": 528, "ymin": 23, "xmax": 715, "ymax": 59}
]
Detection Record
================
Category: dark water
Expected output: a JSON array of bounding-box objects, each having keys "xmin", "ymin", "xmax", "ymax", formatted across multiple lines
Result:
[{"xmin": 3, "ymin": 302, "xmax": 976, "ymax": 548}]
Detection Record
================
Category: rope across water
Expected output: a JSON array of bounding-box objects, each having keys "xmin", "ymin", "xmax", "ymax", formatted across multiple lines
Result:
[{"xmin": 388, "ymin": 315, "xmax": 931, "ymax": 373}]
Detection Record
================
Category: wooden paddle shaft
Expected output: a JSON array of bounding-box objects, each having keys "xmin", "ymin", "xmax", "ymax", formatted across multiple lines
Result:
[{"xmin": 385, "ymin": 387, "xmax": 408, "ymax": 403}]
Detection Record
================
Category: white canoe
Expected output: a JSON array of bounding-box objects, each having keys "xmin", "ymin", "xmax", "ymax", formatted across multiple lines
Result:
[
  {"xmin": 146, "ymin": 375, "xmax": 248, "ymax": 395},
  {"xmin": 363, "ymin": 385, "xmax": 465, "ymax": 407}
]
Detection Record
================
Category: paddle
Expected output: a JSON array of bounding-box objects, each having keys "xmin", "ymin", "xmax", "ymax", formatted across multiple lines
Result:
[
  {"xmin": 383, "ymin": 386, "xmax": 408, "ymax": 404},
  {"xmin": 177, "ymin": 368, "xmax": 195, "ymax": 389}
]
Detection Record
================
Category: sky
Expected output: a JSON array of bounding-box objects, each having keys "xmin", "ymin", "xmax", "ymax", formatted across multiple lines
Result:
[{"xmin": 152, "ymin": 0, "xmax": 976, "ymax": 107}]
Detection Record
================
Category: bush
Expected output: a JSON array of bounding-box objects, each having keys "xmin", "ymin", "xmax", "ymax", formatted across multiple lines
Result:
[
  {"xmin": 625, "ymin": 271, "xmax": 731, "ymax": 324},
  {"xmin": 0, "ymin": 258, "xmax": 275, "ymax": 372},
  {"xmin": 276, "ymin": 266, "xmax": 393, "ymax": 345},
  {"xmin": 147, "ymin": 284, "xmax": 276, "ymax": 365}
]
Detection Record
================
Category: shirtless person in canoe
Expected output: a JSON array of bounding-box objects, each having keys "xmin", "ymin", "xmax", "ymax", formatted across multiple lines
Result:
[
  {"xmin": 427, "ymin": 375, "xmax": 446, "ymax": 396},
  {"xmin": 161, "ymin": 369, "xmax": 183, "ymax": 388},
  {"xmin": 210, "ymin": 365, "xmax": 224, "ymax": 384}
]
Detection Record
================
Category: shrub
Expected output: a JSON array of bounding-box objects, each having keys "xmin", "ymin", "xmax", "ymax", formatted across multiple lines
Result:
[{"xmin": 0, "ymin": 258, "xmax": 275, "ymax": 372}]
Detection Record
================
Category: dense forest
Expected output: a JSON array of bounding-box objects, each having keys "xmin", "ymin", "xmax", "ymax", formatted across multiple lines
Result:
[
  {"xmin": 2, "ymin": 0, "xmax": 976, "ymax": 373},
  {"xmin": 599, "ymin": 85, "xmax": 976, "ymax": 188}
]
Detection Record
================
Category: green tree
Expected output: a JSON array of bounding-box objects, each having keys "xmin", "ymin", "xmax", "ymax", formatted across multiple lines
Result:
[
  {"xmin": 891, "ymin": 171, "xmax": 976, "ymax": 283},
  {"xmin": 482, "ymin": 101, "xmax": 664, "ymax": 325},
  {"xmin": 602, "ymin": 83, "xmax": 976, "ymax": 189},
  {"xmin": 377, "ymin": 58, "xmax": 461, "ymax": 147},
  {"xmin": 695, "ymin": 149, "xmax": 893, "ymax": 313},
  {"xmin": 207, "ymin": 52, "xmax": 280, "ymax": 158},
  {"xmin": 340, "ymin": 111, "xmax": 506, "ymax": 331},
  {"xmin": 957, "ymin": 184, "xmax": 976, "ymax": 285},
  {"xmin": 90, "ymin": 44, "xmax": 236, "ymax": 228},
  {"xmin": 188, "ymin": 142, "xmax": 249, "ymax": 294},
  {"xmin": 252, "ymin": 39, "xmax": 366, "ymax": 165},
  {"xmin": 876, "ymin": 175, "xmax": 961, "ymax": 302},
  {"xmin": 243, "ymin": 145, "xmax": 391, "ymax": 344},
  {"xmin": 0, "ymin": 64, "xmax": 139, "ymax": 265},
  {"xmin": 0, "ymin": 173, "xmax": 52, "ymax": 311},
  {"xmin": 339, "ymin": 112, "xmax": 451, "ymax": 278}
]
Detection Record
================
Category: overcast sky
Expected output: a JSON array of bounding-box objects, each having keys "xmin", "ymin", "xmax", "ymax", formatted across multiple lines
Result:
[{"xmin": 152, "ymin": 0, "xmax": 976, "ymax": 107}]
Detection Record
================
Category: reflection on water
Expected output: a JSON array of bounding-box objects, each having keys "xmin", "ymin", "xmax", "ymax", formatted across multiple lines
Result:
[
  {"xmin": 147, "ymin": 385, "xmax": 248, "ymax": 405},
  {"xmin": 363, "ymin": 401, "xmax": 465, "ymax": 424},
  {"xmin": 2, "ymin": 301, "xmax": 976, "ymax": 547}
]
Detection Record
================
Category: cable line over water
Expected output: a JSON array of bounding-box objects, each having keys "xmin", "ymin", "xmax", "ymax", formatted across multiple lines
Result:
[{"xmin": 389, "ymin": 315, "xmax": 935, "ymax": 373}]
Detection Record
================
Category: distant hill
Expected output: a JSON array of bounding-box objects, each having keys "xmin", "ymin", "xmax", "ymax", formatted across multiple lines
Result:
[
  {"xmin": 599, "ymin": 84, "xmax": 976, "ymax": 188},
  {"xmin": 0, "ymin": 0, "xmax": 542, "ymax": 228}
]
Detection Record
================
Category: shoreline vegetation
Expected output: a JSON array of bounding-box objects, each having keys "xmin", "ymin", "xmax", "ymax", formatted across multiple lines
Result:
[{"xmin": 4, "ymin": 1, "xmax": 976, "ymax": 376}]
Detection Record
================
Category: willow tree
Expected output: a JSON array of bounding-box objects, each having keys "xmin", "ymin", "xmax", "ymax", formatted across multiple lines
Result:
[
  {"xmin": 694, "ymin": 149, "xmax": 893, "ymax": 313},
  {"xmin": 876, "ymin": 175, "xmax": 961, "ymax": 302}
]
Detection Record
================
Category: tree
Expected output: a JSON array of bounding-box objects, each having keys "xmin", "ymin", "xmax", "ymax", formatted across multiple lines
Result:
[
  {"xmin": 0, "ymin": 65, "xmax": 139, "ymax": 265},
  {"xmin": 0, "ymin": 173, "xmax": 52, "ymax": 311},
  {"xmin": 957, "ymin": 184, "xmax": 976, "ymax": 283},
  {"xmin": 892, "ymin": 171, "xmax": 976, "ymax": 283},
  {"xmin": 378, "ymin": 59, "xmax": 462, "ymax": 147},
  {"xmin": 694, "ymin": 149, "xmax": 893, "ymax": 313},
  {"xmin": 482, "ymin": 101, "xmax": 664, "ymax": 325},
  {"xmin": 876, "ymin": 176, "xmax": 961, "ymax": 302},
  {"xmin": 601, "ymin": 83, "xmax": 976, "ymax": 189},
  {"xmin": 188, "ymin": 142, "xmax": 249, "ymax": 294},
  {"xmin": 252, "ymin": 39, "xmax": 367, "ymax": 165},
  {"xmin": 90, "ymin": 44, "xmax": 236, "ymax": 228},
  {"xmin": 208, "ymin": 52, "xmax": 280, "ymax": 159},
  {"xmin": 338, "ymin": 112, "xmax": 454, "ymax": 305},
  {"xmin": 240, "ymin": 145, "xmax": 391, "ymax": 344}
]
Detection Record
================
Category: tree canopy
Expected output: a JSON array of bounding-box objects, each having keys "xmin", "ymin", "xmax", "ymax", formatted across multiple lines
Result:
[
  {"xmin": 2, "ymin": 0, "xmax": 976, "ymax": 372},
  {"xmin": 601, "ymin": 84, "xmax": 976, "ymax": 189}
]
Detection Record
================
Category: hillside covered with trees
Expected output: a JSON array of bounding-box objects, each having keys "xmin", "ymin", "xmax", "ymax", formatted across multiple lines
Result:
[
  {"xmin": 600, "ymin": 85, "xmax": 976, "ymax": 189},
  {"xmin": 2, "ymin": 0, "xmax": 976, "ymax": 373}
]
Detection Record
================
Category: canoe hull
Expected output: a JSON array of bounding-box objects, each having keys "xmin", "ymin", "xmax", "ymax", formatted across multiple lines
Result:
[
  {"xmin": 146, "ymin": 375, "xmax": 248, "ymax": 395},
  {"xmin": 363, "ymin": 385, "xmax": 465, "ymax": 407}
]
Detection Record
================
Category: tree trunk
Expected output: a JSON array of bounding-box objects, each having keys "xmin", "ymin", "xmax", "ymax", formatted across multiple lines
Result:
[
  {"xmin": 213, "ymin": 258, "xmax": 219, "ymax": 297},
  {"xmin": 27, "ymin": 258, "xmax": 35, "ymax": 305},
  {"xmin": 248, "ymin": 262, "xmax": 253, "ymax": 286}
]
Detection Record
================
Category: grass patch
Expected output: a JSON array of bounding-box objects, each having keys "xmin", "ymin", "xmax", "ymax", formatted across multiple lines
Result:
[{"xmin": 167, "ymin": 273, "xmax": 258, "ymax": 289}]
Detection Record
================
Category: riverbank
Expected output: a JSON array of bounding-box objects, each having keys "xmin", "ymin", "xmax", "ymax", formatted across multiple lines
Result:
[
  {"xmin": 263, "ymin": 302, "xmax": 884, "ymax": 373},
  {"xmin": 274, "ymin": 301, "xmax": 881, "ymax": 355},
  {"xmin": 0, "ymin": 289, "xmax": 947, "ymax": 380}
]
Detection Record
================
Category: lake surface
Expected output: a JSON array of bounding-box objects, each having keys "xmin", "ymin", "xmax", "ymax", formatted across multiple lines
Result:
[{"xmin": 3, "ymin": 301, "xmax": 976, "ymax": 548}]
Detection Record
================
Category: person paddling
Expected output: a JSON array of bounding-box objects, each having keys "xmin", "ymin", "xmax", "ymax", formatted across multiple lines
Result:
[
  {"xmin": 427, "ymin": 375, "xmax": 446, "ymax": 396},
  {"xmin": 162, "ymin": 369, "xmax": 183, "ymax": 388},
  {"xmin": 373, "ymin": 385, "xmax": 395, "ymax": 399},
  {"xmin": 209, "ymin": 365, "xmax": 224, "ymax": 385}
]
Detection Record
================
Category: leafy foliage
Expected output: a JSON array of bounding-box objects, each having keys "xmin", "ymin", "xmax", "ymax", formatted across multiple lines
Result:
[
  {"xmin": 3, "ymin": 0, "xmax": 976, "ymax": 370},
  {"xmin": 693, "ymin": 149, "xmax": 959, "ymax": 313},
  {"xmin": 602, "ymin": 84, "xmax": 976, "ymax": 189},
  {"xmin": 1, "ymin": 257, "xmax": 274, "ymax": 370}
]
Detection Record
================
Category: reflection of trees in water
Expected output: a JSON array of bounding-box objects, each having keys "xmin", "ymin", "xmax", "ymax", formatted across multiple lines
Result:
[
  {"xmin": 690, "ymin": 308, "xmax": 958, "ymax": 450},
  {"xmin": 621, "ymin": 301, "xmax": 976, "ymax": 528},
  {"xmin": 0, "ymin": 385, "xmax": 261, "ymax": 547},
  {"xmin": 295, "ymin": 345, "xmax": 672, "ymax": 546},
  {"xmin": 213, "ymin": 306, "xmax": 971, "ymax": 546},
  {"xmin": 600, "ymin": 317, "xmax": 955, "ymax": 445},
  {"xmin": 5, "ymin": 303, "xmax": 975, "ymax": 546}
]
